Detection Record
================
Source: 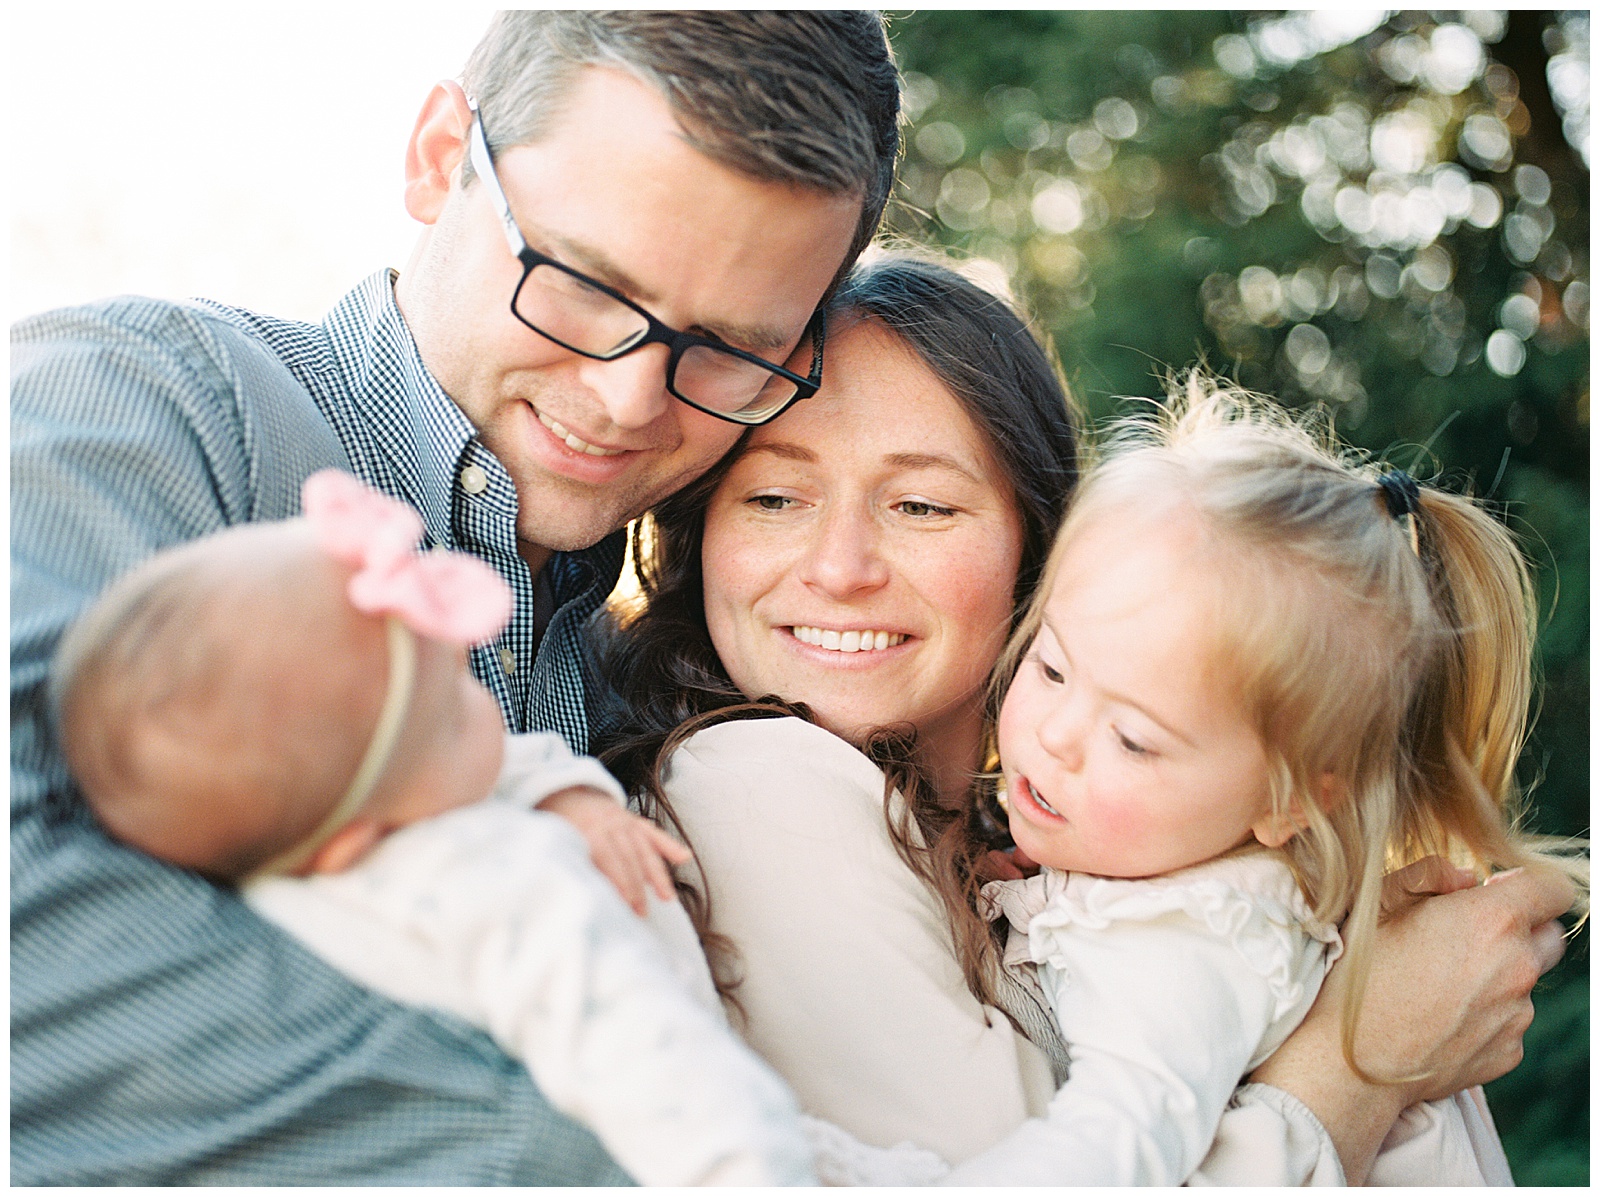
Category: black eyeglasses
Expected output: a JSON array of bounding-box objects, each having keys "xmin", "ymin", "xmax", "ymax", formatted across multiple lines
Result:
[{"xmin": 466, "ymin": 100, "xmax": 825, "ymax": 426}]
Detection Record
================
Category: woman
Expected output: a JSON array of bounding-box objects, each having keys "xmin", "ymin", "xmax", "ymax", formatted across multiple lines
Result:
[{"xmin": 593, "ymin": 252, "xmax": 1569, "ymax": 1183}]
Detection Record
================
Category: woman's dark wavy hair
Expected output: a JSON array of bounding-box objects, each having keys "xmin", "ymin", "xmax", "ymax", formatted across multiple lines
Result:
[{"xmin": 592, "ymin": 250, "xmax": 1080, "ymax": 1009}]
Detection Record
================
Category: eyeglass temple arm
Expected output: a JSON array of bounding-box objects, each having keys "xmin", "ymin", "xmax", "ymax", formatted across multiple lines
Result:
[
  {"xmin": 465, "ymin": 98, "xmax": 527, "ymax": 259},
  {"xmin": 805, "ymin": 307, "xmax": 827, "ymax": 385}
]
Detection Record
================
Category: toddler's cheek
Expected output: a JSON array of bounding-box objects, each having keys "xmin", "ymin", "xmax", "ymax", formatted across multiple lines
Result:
[{"xmin": 1094, "ymin": 799, "xmax": 1156, "ymax": 857}]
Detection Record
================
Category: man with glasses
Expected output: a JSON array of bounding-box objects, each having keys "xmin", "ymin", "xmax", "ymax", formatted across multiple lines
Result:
[
  {"xmin": 465, "ymin": 95, "xmax": 828, "ymax": 429},
  {"xmin": 11, "ymin": 12, "xmax": 898, "ymax": 1184}
]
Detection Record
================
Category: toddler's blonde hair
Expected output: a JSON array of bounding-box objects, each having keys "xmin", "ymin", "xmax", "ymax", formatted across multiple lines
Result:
[{"xmin": 995, "ymin": 370, "xmax": 1586, "ymax": 1080}]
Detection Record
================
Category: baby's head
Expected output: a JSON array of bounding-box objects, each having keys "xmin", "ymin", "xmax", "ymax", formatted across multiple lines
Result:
[
  {"xmin": 997, "ymin": 373, "xmax": 1540, "ymax": 922},
  {"xmin": 52, "ymin": 473, "xmax": 511, "ymax": 882}
]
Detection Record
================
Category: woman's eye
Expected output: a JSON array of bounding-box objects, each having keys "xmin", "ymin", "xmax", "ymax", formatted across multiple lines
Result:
[
  {"xmin": 896, "ymin": 498, "xmax": 956, "ymax": 518},
  {"xmin": 748, "ymin": 494, "xmax": 795, "ymax": 512}
]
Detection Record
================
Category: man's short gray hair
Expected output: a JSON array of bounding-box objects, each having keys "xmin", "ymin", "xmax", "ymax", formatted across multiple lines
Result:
[{"xmin": 462, "ymin": 11, "xmax": 901, "ymax": 280}]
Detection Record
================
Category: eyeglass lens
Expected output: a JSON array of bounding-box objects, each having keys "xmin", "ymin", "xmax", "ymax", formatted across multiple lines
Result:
[{"xmin": 515, "ymin": 263, "xmax": 803, "ymax": 421}]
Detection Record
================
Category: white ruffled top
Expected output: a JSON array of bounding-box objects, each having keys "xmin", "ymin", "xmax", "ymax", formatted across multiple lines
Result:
[
  {"xmin": 986, "ymin": 852, "xmax": 1342, "ymax": 1063},
  {"xmin": 952, "ymin": 851, "xmax": 1344, "ymax": 1186}
]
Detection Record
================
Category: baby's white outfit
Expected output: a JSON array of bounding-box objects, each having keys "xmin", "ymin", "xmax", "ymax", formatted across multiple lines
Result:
[
  {"xmin": 958, "ymin": 852, "xmax": 1511, "ymax": 1186},
  {"xmin": 243, "ymin": 732, "xmax": 813, "ymax": 1187}
]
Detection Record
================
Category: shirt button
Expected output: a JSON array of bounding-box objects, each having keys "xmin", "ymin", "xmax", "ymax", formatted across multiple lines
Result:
[
  {"xmin": 499, "ymin": 647, "xmax": 518, "ymax": 675},
  {"xmin": 460, "ymin": 465, "xmax": 489, "ymax": 495}
]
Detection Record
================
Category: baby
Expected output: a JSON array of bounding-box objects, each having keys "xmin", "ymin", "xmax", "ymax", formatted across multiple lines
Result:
[{"xmin": 51, "ymin": 468, "xmax": 813, "ymax": 1187}]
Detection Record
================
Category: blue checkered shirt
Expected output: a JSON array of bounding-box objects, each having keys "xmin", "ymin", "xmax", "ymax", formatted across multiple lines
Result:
[{"xmin": 10, "ymin": 272, "xmax": 632, "ymax": 1184}]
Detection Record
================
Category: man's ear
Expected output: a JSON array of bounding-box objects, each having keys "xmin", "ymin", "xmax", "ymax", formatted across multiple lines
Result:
[
  {"xmin": 404, "ymin": 79, "xmax": 473, "ymax": 225},
  {"xmin": 300, "ymin": 817, "xmax": 387, "ymax": 875},
  {"xmin": 1251, "ymin": 773, "xmax": 1344, "ymax": 849}
]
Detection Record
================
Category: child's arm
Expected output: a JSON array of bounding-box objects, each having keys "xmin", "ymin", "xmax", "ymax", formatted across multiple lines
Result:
[
  {"xmin": 493, "ymin": 732, "xmax": 689, "ymax": 915},
  {"xmin": 246, "ymin": 804, "xmax": 814, "ymax": 1185},
  {"xmin": 538, "ymin": 787, "xmax": 690, "ymax": 916},
  {"xmin": 943, "ymin": 868, "xmax": 1331, "ymax": 1187},
  {"xmin": 948, "ymin": 918, "xmax": 1289, "ymax": 1184},
  {"xmin": 784, "ymin": 901, "xmax": 1309, "ymax": 1188}
]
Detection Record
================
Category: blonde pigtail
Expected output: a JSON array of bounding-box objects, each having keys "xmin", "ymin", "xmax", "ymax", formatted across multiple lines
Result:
[{"xmin": 1405, "ymin": 489, "xmax": 1588, "ymax": 908}]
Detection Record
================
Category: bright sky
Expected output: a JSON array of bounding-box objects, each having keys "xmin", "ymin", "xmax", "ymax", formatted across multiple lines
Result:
[{"xmin": 10, "ymin": 4, "xmax": 499, "ymax": 324}]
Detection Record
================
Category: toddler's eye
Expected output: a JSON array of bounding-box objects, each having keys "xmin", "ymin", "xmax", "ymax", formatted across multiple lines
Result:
[
  {"xmin": 1031, "ymin": 653, "xmax": 1064, "ymax": 685},
  {"xmin": 896, "ymin": 498, "xmax": 956, "ymax": 518},
  {"xmin": 1116, "ymin": 730, "xmax": 1152, "ymax": 757}
]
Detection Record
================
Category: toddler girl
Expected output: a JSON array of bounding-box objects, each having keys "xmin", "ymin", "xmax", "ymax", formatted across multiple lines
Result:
[
  {"xmin": 51, "ymin": 469, "xmax": 813, "ymax": 1187},
  {"xmin": 820, "ymin": 375, "xmax": 1584, "ymax": 1186}
]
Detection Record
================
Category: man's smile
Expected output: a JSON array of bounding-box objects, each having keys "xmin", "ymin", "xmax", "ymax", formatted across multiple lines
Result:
[{"xmin": 535, "ymin": 408, "xmax": 628, "ymax": 457}]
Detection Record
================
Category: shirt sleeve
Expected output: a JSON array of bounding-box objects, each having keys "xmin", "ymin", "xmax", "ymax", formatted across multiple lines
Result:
[
  {"xmin": 493, "ymin": 731, "xmax": 629, "ymax": 809},
  {"xmin": 1190, "ymin": 1083, "xmax": 1346, "ymax": 1185},
  {"xmin": 1361, "ymin": 1088, "xmax": 1512, "ymax": 1186},
  {"xmin": 10, "ymin": 301, "xmax": 629, "ymax": 1186}
]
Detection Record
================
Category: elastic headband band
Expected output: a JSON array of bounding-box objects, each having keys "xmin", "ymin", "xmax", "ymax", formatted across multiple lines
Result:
[{"xmin": 247, "ymin": 616, "xmax": 417, "ymax": 880}]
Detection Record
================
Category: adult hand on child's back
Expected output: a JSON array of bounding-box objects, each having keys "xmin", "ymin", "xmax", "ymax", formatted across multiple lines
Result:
[{"xmin": 1363, "ymin": 859, "xmax": 1572, "ymax": 1101}]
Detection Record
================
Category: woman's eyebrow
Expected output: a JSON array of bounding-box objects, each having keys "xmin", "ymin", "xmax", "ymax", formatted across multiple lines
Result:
[
  {"xmin": 885, "ymin": 451, "xmax": 982, "ymax": 482},
  {"xmin": 740, "ymin": 446, "xmax": 984, "ymax": 477},
  {"xmin": 742, "ymin": 442, "xmax": 815, "ymax": 463}
]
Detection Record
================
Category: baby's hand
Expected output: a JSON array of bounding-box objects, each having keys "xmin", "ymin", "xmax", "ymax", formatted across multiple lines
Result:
[{"xmin": 538, "ymin": 787, "xmax": 692, "ymax": 916}]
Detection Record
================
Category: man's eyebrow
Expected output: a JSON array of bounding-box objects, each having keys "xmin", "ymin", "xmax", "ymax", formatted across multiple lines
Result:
[
  {"xmin": 1039, "ymin": 612, "xmax": 1198, "ymax": 750},
  {"xmin": 533, "ymin": 225, "xmax": 794, "ymax": 353}
]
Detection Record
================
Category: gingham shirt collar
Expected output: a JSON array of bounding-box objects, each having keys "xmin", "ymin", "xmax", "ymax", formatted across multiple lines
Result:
[
  {"xmin": 322, "ymin": 270, "xmax": 475, "ymax": 551},
  {"xmin": 316, "ymin": 271, "xmax": 624, "ymax": 749}
]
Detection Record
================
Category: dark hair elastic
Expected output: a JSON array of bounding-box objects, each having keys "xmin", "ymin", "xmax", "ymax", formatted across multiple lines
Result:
[{"xmin": 1377, "ymin": 470, "xmax": 1421, "ymax": 520}]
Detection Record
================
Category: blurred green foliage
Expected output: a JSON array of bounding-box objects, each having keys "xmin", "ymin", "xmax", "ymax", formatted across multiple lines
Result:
[{"xmin": 884, "ymin": 10, "xmax": 1588, "ymax": 1184}]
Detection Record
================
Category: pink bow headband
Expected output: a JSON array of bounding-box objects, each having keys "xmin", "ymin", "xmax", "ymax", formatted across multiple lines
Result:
[
  {"xmin": 302, "ymin": 468, "xmax": 513, "ymax": 643},
  {"xmin": 250, "ymin": 470, "xmax": 512, "ymax": 879}
]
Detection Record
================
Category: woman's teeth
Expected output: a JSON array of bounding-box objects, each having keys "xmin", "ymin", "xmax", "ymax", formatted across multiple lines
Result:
[
  {"xmin": 537, "ymin": 411, "xmax": 625, "ymax": 457},
  {"xmin": 792, "ymin": 626, "xmax": 906, "ymax": 653}
]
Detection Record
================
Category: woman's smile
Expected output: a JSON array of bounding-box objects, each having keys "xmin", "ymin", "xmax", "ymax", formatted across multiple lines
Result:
[{"xmin": 787, "ymin": 625, "xmax": 910, "ymax": 654}]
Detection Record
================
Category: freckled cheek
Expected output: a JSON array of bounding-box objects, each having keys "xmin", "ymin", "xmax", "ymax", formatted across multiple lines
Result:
[
  {"xmin": 710, "ymin": 524, "xmax": 790, "ymax": 608},
  {"xmin": 922, "ymin": 535, "xmax": 1022, "ymax": 646},
  {"xmin": 702, "ymin": 511, "xmax": 801, "ymax": 688},
  {"xmin": 702, "ymin": 509, "xmax": 773, "ymax": 614}
]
